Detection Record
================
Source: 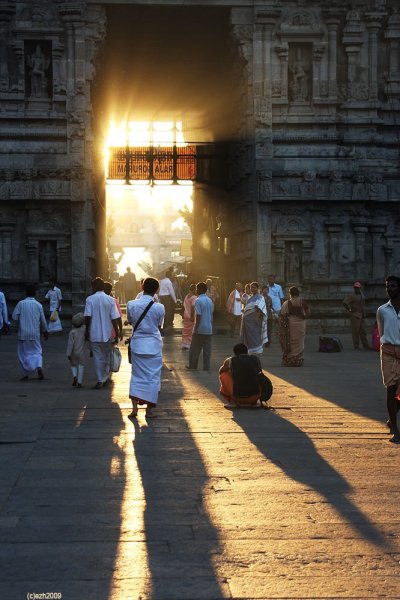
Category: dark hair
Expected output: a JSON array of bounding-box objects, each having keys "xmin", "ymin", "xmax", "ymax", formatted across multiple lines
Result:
[
  {"xmin": 104, "ymin": 281, "xmax": 113, "ymax": 295},
  {"xmin": 26, "ymin": 284, "xmax": 36, "ymax": 297},
  {"xmin": 289, "ymin": 286, "xmax": 300, "ymax": 297},
  {"xmin": 386, "ymin": 275, "xmax": 400, "ymax": 286},
  {"xmin": 189, "ymin": 283, "xmax": 197, "ymax": 292},
  {"xmin": 49, "ymin": 278, "xmax": 55, "ymax": 285},
  {"xmin": 233, "ymin": 343, "xmax": 248, "ymax": 356},
  {"xmin": 196, "ymin": 281, "xmax": 207, "ymax": 295},
  {"xmin": 143, "ymin": 277, "xmax": 159, "ymax": 295},
  {"xmin": 250, "ymin": 281, "xmax": 259, "ymax": 289},
  {"xmin": 92, "ymin": 277, "xmax": 104, "ymax": 292}
]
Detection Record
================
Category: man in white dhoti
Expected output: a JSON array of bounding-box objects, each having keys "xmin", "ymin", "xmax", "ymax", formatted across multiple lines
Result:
[
  {"xmin": 84, "ymin": 277, "xmax": 121, "ymax": 389},
  {"xmin": 12, "ymin": 284, "xmax": 48, "ymax": 380},
  {"xmin": 127, "ymin": 277, "xmax": 165, "ymax": 419}
]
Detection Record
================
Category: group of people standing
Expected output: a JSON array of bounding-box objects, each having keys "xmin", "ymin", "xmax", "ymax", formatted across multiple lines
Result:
[
  {"xmin": 226, "ymin": 275, "xmax": 310, "ymax": 367},
  {"xmin": 3, "ymin": 271, "xmax": 400, "ymax": 443}
]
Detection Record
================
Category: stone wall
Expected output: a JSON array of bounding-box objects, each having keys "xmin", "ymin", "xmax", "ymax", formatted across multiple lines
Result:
[
  {"xmin": 0, "ymin": 0, "xmax": 106, "ymax": 312},
  {"xmin": 0, "ymin": 0, "xmax": 399, "ymax": 325},
  {"xmin": 225, "ymin": 0, "xmax": 400, "ymax": 322}
]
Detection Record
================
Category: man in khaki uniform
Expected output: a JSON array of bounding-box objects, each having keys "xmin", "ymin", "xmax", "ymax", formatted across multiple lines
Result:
[{"xmin": 343, "ymin": 281, "xmax": 371, "ymax": 350}]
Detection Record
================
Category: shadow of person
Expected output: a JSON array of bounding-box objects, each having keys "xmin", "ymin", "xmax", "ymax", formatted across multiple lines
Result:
[
  {"xmin": 228, "ymin": 406, "xmax": 390, "ymax": 551},
  {"xmin": 130, "ymin": 369, "xmax": 225, "ymax": 599}
]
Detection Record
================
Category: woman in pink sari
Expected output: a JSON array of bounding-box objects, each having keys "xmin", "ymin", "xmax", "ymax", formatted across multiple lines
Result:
[{"xmin": 181, "ymin": 284, "xmax": 197, "ymax": 350}]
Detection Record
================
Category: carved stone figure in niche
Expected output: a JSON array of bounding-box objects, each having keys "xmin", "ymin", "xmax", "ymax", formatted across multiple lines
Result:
[
  {"xmin": 285, "ymin": 242, "xmax": 302, "ymax": 283},
  {"xmin": 25, "ymin": 41, "xmax": 52, "ymax": 99},
  {"xmin": 289, "ymin": 46, "xmax": 311, "ymax": 103},
  {"xmin": 39, "ymin": 241, "xmax": 57, "ymax": 282}
]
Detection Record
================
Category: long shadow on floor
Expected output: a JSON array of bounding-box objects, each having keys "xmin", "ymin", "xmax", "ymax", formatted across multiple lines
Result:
[
  {"xmin": 226, "ymin": 406, "xmax": 390, "ymax": 550},
  {"xmin": 131, "ymin": 366, "xmax": 225, "ymax": 598},
  {"xmin": 261, "ymin": 333, "xmax": 385, "ymax": 425}
]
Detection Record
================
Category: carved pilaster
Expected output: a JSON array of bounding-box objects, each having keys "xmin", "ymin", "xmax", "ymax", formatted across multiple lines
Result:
[
  {"xmin": 313, "ymin": 43, "xmax": 327, "ymax": 100},
  {"xmin": 352, "ymin": 221, "xmax": 369, "ymax": 279},
  {"xmin": 275, "ymin": 44, "xmax": 288, "ymax": 101},
  {"xmin": 0, "ymin": 3, "xmax": 15, "ymax": 93},
  {"xmin": 342, "ymin": 9, "xmax": 364, "ymax": 100},
  {"xmin": 325, "ymin": 222, "xmax": 343, "ymax": 279},
  {"xmin": 10, "ymin": 39, "xmax": 24, "ymax": 94},
  {"xmin": 323, "ymin": 11, "xmax": 341, "ymax": 99},
  {"xmin": 385, "ymin": 8, "xmax": 400, "ymax": 100},
  {"xmin": 370, "ymin": 223, "xmax": 386, "ymax": 281},
  {"xmin": 365, "ymin": 11, "xmax": 385, "ymax": 101}
]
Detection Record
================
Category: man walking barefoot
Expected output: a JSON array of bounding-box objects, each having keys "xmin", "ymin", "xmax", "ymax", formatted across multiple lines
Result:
[
  {"xmin": 376, "ymin": 275, "xmax": 400, "ymax": 443},
  {"xmin": 12, "ymin": 284, "xmax": 48, "ymax": 380}
]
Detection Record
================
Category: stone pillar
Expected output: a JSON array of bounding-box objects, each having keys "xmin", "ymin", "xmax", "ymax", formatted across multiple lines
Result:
[
  {"xmin": 385, "ymin": 8, "xmax": 400, "ymax": 101},
  {"xmin": 366, "ymin": 12, "xmax": 384, "ymax": 101},
  {"xmin": 352, "ymin": 221, "xmax": 369, "ymax": 280},
  {"xmin": 10, "ymin": 40, "xmax": 25, "ymax": 95},
  {"xmin": 313, "ymin": 44, "xmax": 326, "ymax": 100},
  {"xmin": 52, "ymin": 40, "xmax": 64, "ymax": 95},
  {"xmin": 0, "ymin": 228, "xmax": 13, "ymax": 278},
  {"xmin": 370, "ymin": 223, "xmax": 386, "ymax": 281},
  {"xmin": 253, "ymin": 8, "xmax": 279, "ymax": 280},
  {"xmin": 25, "ymin": 241, "xmax": 39, "ymax": 282},
  {"xmin": 276, "ymin": 44, "xmax": 288, "ymax": 101},
  {"xmin": 0, "ymin": 3, "xmax": 14, "ymax": 93},
  {"xmin": 342, "ymin": 9, "xmax": 363, "ymax": 98},
  {"xmin": 59, "ymin": 3, "xmax": 88, "ymax": 311},
  {"xmin": 301, "ymin": 239, "xmax": 314, "ymax": 282},
  {"xmin": 325, "ymin": 222, "xmax": 342, "ymax": 279},
  {"xmin": 273, "ymin": 240, "xmax": 285, "ymax": 283},
  {"xmin": 324, "ymin": 14, "xmax": 340, "ymax": 99}
]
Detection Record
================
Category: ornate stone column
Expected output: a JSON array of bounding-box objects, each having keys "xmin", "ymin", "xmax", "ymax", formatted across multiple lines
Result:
[
  {"xmin": 365, "ymin": 11, "xmax": 385, "ymax": 102},
  {"xmin": 10, "ymin": 40, "xmax": 25, "ymax": 95},
  {"xmin": 276, "ymin": 43, "xmax": 288, "ymax": 101},
  {"xmin": 385, "ymin": 8, "xmax": 400, "ymax": 101},
  {"xmin": 325, "ymin": 222, "xmax": 342, "ymax": 279},
  {"xmin": 52, "ymin": 40, "xmax": 65, "ymax": 95},
  {"xmin": 370, "ymin": 222, "xmax": 386, "ymax": 281},
  {"xmin": 273, "ymin": 240, "xmax": 285, "ymax": 283},
  {"xmin": 352, "ymin": 220, "xmax": 369, "ymax": 280},
  {"xmin": 25, "ymin": 241, "xmax": 39, "ymax": 282},
  {"xmin": 313, "ymin": 44, "xmax": 326, "ymax": 100},
  {"xmin": 0, "ymin": 3, "xmax": 15, "ymax": 92},
  {"xmin": 324, "ymin": 12, "xmax": 341, "ymax": 99},
  {"xmin": 342, "ymin": 9, "xmax": 363, "ymax": 100}
]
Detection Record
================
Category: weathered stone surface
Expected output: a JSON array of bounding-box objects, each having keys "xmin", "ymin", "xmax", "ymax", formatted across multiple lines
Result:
[{"xmin": 0, "ymin": 330, "xmax": 399, "ymax": 599}]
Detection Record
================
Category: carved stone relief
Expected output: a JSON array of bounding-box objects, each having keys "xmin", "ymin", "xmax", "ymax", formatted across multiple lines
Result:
[
  {"xmin": 289, "ymin": 44, "xmax": 312, "ymax": 103},
  {"xmin": 24, "ymin": 40, "xmax": 52, "ymax": 99}
]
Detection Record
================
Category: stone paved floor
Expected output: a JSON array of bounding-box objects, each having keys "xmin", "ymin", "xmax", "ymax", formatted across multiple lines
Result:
[{"xmin": 0, "ymin": 329, "xmax": 399, "ymax": 600}]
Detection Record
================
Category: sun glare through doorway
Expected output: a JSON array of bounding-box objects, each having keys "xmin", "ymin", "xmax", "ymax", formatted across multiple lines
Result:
[{"xmin": 105, "ymin": 120, "xmax": 193, "ymax": 284}]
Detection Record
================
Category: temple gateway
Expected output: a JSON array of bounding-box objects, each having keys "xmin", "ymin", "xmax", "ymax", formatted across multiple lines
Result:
[{"xmin": 0, "ymin": 0, "xmax": 399, "ymax": 325}]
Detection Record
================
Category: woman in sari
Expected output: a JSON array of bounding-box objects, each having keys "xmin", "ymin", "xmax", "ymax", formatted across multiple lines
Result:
[
  {"xmin": 181, "ymin": 284, "xmax": 197, "ymax": 350},
  {"xmin": 279, "ymin": 286, "xmax": 310, "ymax": 367},
  {"xmin": 240, "ymin": 282, "xmax": 268, "ymax": 355}
]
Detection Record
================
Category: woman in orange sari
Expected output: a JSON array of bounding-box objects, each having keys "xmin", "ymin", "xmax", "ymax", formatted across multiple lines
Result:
[
  {"xmin": 279, "ymin": 286, "xmax": 310, "ymax": 366},
  {"xmin": 181, "ymin": 284, "xmax": 197, "ymax": 350}
]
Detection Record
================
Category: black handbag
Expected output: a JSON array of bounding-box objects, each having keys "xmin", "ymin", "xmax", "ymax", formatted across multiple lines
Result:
[
  {"xmin": 127, "ymin": 301, "xmax": 154, "ymax": 364},
  {"xmin": 259, "ymin": 371, "xmax": 273, "ymax": 404}
]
